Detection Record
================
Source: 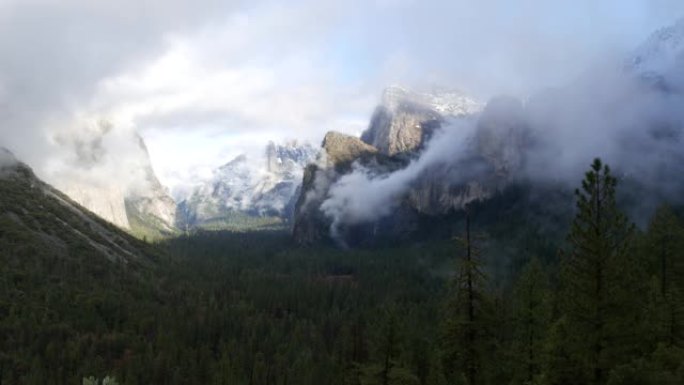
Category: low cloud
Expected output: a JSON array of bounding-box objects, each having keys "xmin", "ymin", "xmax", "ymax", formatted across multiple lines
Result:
[
  {"xmin": 0, "ymin": 0, "xmax": 682, "ymax": 199},
  {"xmin": 320, "ymin": 119, "xmax": 477, "ymax": 239},
  {"xmin": 318, "ymin": 28, "xmax": 684, "ymax": 235}
]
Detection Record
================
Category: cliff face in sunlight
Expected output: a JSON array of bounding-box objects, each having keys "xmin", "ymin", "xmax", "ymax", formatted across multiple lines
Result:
[
  {"xmin": 51, "ymin": 122, "xmax": 177, "ymax": 238},
  {"xmin": 293, "ymin": 18, "xmax": 684, "ymax": 247},
  {"xmin": 292, "ymin": 87, "xmax": 531, "ymax": 246},
  {"xmin": 361, "ymin": 86, "xmax": 481, "ymax": 156}
]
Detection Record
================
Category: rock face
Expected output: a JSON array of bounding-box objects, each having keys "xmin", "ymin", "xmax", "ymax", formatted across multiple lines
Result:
[
  {"xmin": 361, "ymin": 86, "xmax": 481, "ymax": 156},
  {"xmin": 61, "ymin": 184, "xmax": 131, "ymax": 229},
  {"xmin": 292, "ymin": 132, "xmax": 392, "ymax": 244},
  {"xmin": 177, "ymin": 141, "xmax": 318, "ymax": 229},
  {"xmin": 124, "ymin": 136, "xmax": 178, "ymax": 236},
  {"xmin": 293, "ymin": 20, "xmax": 684, "ymax": 247},
  {"xmin": 321, "ymin": 131, "xmax": 379, "ymax": 167},
  {"xmin": 475, "ymin": 96, "xmax": 529, "ymax": 176},
  {"xmin": 291, "ymin": 86, "xmax": 528, "ymax": 246},
  {"xmin": 51, "ymin": 122, "xmax": 177, "ymax": 237}
]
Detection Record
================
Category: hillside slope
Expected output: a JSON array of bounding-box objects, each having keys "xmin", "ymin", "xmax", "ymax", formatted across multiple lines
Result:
[
  {"xmin": 0, "ymin": 148, "xmax": 167, "ymax": 383},
  {"xmin": 0, "ymin": 149, "xmax": 159, "ymax": 266}
]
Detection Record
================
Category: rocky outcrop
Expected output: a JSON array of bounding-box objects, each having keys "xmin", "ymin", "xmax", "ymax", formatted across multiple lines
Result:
[
  {"xmin": 62, "ymin": 184, "xmax": 130, "ymax": 229},
  {"xmin": 51, "ymin": 122, "xmax": 177, "ymax": 237},
  {"xmin": 321, "ymin": 131, "xmax": 379, "ymax": 167},
  {"xmin": 292, "ymin": 87, "xmax": 528, "ymax": 246},
  {"xmin": 292, "ymin": 132, "xmax": 393, "ymax": 244},
  {"xmin": 124, "ymin": 135, "xmax": 177, "ymax": 236},
  {"xmin": 361, "ymin": 86, "xmax": 481, "ymax": 156}
]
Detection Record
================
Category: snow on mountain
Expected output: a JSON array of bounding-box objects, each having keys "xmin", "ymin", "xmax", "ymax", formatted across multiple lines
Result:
[
  {"xmin": 361, "ymin": 85, "xmax": 482, "ymax": 156},
  {"xmin": 380, "ymin": 85, "xmax": 481, "ymax": 117},
  {"xmin": 177, "ymin": 141, "xmax": 318, "ymax": 229}
]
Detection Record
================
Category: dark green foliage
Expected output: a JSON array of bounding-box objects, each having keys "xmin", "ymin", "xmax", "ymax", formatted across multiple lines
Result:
[
  {"xmin": 1, "ymin": 221, "xmax": 451, "ymax": 384},
  {"xmin": 509, "ymin": 257, "xmax": 551, "ymax": 385},
  {"xmin": 5, "ymin": 157, "xmax": 684, "ymax": 384},
  {"xmin": 555, "ymin": 158, "xmax": 645, "ymax": 384},
  {"xmin": 442, "ymin": 213, "xmax": 494, "ymax": 385},
  {"xmin": 640, "ymin": 205, "xmax": 684, "ymax": 348}
]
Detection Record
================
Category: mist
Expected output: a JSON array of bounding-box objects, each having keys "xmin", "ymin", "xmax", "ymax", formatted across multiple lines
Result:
[
  {"xmin": 1, "ymin": 0, "xmax": 683, "ymax": 197},
  {"xmin": 318, "ymin": 21, "xmax": 684, "ymax": 234},
  {"xmin": 0, "ymin": 148, "xmax": 18, "ymax": 169},
  {"xmin": 320, "ymin": 118, "xmax": 478, "ymax": 240}
]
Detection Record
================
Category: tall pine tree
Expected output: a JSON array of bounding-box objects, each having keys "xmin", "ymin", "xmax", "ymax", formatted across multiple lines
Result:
[
  {"xmin": 510, "ymin": 257, "xmax": 551, "ymax": 385},
  {"xmin": 443, "ymin": 211, "xmax": 493, "ymax": 385},
  {"xmin": 556, "ymin": 158, "xmax": 643, "ymax": 385},
  {"xmin": 643, "ymin": 205, "xmax": 684, "ymax": 348}
]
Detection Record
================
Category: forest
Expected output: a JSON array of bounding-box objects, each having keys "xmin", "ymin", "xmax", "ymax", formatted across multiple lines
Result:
[{"xmin": 1, "ymin": 158, "xmax": 684, "ymax": 385}]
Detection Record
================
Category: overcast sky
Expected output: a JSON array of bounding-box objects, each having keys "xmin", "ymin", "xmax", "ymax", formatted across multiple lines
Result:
[{"xmin": 0, "ymin": 0, "xmax": 683, "ymax": 191}]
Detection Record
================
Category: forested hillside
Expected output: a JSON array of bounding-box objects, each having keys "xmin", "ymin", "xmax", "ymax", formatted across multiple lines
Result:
[{"xmin": 2, "ymin": 159, "xmax": 684, "ymax": 385}]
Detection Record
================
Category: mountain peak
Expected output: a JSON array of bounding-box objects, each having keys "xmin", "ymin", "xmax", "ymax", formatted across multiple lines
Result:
[
  {"xmin": 362, "ymin": 86, "xmax": 481, "ymax": 156},
  {"xmin": 380, "ymin": 85, "xmax": 481, "ymax": 117},
  {"xmin": 628, "ymin": 17, "xmax": 684, "ymax": 75},
  {"xmin": 177, "ymin": 140, "xmax": 318, "ymax": 229}
]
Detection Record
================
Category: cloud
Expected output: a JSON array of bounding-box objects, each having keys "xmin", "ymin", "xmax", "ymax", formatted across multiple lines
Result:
[
  {"xmin": 0, "ymin": 0, "xmax": 683, "ymax": 198},
  {"xmin": 320, "ymin": 118, "xmax": 478, "ymax": 241},
  {"xmin": 318, "ymin": 31, "xmax": 684, "ymax": 237}
]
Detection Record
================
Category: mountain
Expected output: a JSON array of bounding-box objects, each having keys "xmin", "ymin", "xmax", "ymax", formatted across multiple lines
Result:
[
  {"xmin": 53, "ymin": 123, "xmax": 177, "ymax": 239},
  {"xmin": 124, "ymin": 136, "xmax": 178, "ymax": 239},
  {"xmin": 361, "ymin": 85, "xmax": 481, "ymax": 156},
  {"xmin": 292, "ymin": 131, "xmax": 396, "ymax": 244},
  {"xmin": 291, "ymin": 87, "xmax": 528, "ymax": 246},
  {"xmin": 0, "ymin": 148, "xmax": 158, "ymax": 265},
  {"xmin": 628, "ymin": 18, "xmax": 684, "ymax": 89},
  {"xmin": 177, "ymin": 141, "xmax": 318, "ymax": 230},
  {"xmin": 293, "ymin": 18, "xmax": 684, "ymax": 247}
]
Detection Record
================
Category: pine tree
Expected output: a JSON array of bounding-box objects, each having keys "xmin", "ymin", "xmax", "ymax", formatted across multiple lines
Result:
[
  {"xmin": 646, "ymin": 205, "xmax": 684, "ymax": 297},
  {"xmin": 443, "ymin": 211, "xmax": 491, "ymax": 385},
  {"xmin": 643, "ymin": 205, "xmax": 684, "ymax": 348},
  {"xmin": 557, "ymin": 158, "xmax": 642, "ymax": 384},
  {"xmin": 510, "ymin": 257, "xmax": 551, "ymax": 385}
]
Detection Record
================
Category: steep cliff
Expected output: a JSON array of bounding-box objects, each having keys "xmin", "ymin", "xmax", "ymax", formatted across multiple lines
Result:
[
  {"xmin": 51, "ymin": 121, "xmax": 177, "ymax": 238},
  {"xmin": 292, "ymin": 88, "xmax": 528, "ymax": 246},
  {"xmin": 292, "ymin": 132, "xmax": 398, "ymax": 244},
  {"xmin": 361, "ymin": 86, "xmax": 481, "ymax": 156},
  {"xmin": 124, "ymin": 135, "xmax": 178, "ymax": 239}
]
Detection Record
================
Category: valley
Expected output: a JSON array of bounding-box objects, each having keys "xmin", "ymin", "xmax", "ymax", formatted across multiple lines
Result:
[{"xmin": 2, "ymin": 5, "xmax": 684, "ymax": 385}]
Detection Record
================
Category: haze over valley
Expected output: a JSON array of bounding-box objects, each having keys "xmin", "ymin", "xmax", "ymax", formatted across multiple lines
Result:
[{"xmin": 3, "ymin": 1, "xmax": 684, "ymax": 384}]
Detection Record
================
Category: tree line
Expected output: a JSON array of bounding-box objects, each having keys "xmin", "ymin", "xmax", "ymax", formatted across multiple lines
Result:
[
  {"xmin": 442, "ymin": 159, "xmax": 684, "ymax": 385},
  {"xmin": 1, "ymin": 158, "xmax": 683, "ymax": 384}
]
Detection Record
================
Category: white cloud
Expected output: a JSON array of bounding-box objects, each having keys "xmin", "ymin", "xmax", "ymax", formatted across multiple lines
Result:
[{"xmin": 0, "ymin": 0, "xmax": 683, "ymax": 195}]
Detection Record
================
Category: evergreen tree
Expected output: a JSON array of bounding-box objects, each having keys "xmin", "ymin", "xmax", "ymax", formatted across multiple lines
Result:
[
  {"xmin": 510, "ymin": 257, "xmax": 551, "ymax": 385},
  {"xmin": 556, "ymin": 158, "xmax": 643, "ymax": 384},
  {"xmin": 648, "ymin": 206, "xmax": 683, "ymax": 295},
  {"xmin": 443, "ymin": 211, "xmax": 492, "ymax": 385},
  {"xmin": 643, "ymin": 205, "xmax": 684, "ymax": 348}
]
